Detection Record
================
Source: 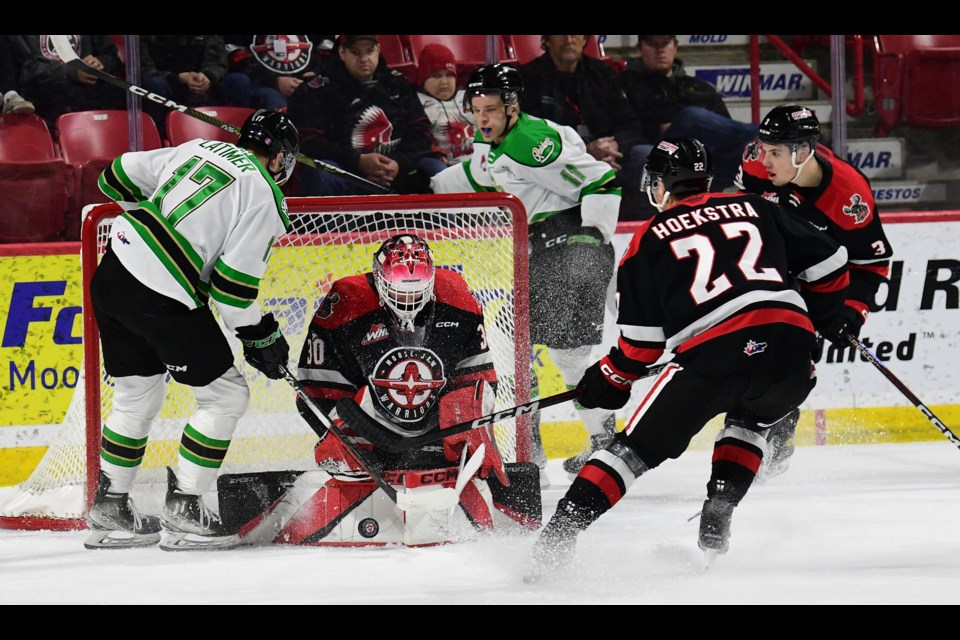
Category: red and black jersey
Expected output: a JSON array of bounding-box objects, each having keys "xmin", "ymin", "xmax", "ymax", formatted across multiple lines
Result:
[
  {"xmin": 611, "ymin": 191, "xmax": 850, "ymax": 376},
  {"xmin": 296, "ymin": 268, "xmax": 496, "ymax": 433},
  {"xmin": 735, "ymin": 143, "xmax": 892, "ymax": 320}
]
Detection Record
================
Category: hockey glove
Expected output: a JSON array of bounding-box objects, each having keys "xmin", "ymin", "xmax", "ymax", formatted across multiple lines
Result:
[
  {"xmin": 577, "ymin": 355, "xmax": 635, "ymax": 410},
  {"xmin": 822, "ymin": 305, "xmax": 866, "ymax": 346},
  {"xmin": 236, "ymin": 313, "xmax": 289, "ymax": 379},
  {"xmin": 439, "ymin": 381, "xmax": 508, "ymax": 486},
  {"xmin": 313, "ymin": 419, "xmax": 372, "ymax": 482}
]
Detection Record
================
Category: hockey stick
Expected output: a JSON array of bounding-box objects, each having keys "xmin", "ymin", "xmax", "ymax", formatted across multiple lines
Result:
[
  {"xmin": 48, "ymin": 35, "xmax": 390, "ymax": 195},
  {"xmin": 846, "ymin": 333, "xmax": 960, "ymax": 450},
  {"xmin": 279, "ymin": 364, "xmax": 462, "ymax": 511},
  {"xmin": 337, "ymin": 362, "xmax": 671, "ymax": 453}
]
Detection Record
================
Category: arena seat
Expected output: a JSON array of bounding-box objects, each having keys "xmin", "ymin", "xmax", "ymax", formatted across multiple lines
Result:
[
  {"xmin": 376, "ymin": 35, "xmax": 418, "ymax": 84},
  {"xmin": 165, "ymin": 106, "xmax": 254, "ymax": 146},
  {"xmin": 56, "ymin": 110, "xmax": 162, "ymax": 240},
  {"xmin": 403, "ymin": 35, "xmax": 513, "ymax": 80},
  {"xmin": 873, "ymin": 35, "xmax": 960, "ymax": 136},
  {"xmin": 506, "ymin": 35, "xmax": 621, "ymax": 72},
  {"xmin": 0, "ymin": 114, "xmax": 71, "ymax": 243}
]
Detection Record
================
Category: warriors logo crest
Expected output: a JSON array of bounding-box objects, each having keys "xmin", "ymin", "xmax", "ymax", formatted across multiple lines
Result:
[
  {"xmin": 250, "ymin": 35, "xmax": 313, "ymax": 75},
  {"xmin": 369, "ymin": 347, "xmax": 446, "ymax": 426}
]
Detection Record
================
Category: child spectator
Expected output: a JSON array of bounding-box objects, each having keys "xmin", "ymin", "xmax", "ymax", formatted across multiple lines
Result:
[{"xmin": 415, "ymin": 44, "xmax": 476, "ymax": 166}]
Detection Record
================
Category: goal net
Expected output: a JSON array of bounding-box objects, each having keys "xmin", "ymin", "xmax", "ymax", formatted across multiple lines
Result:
[{"xmin": 0, "ymin": 193, "xmax": 530, "ymax": 530}]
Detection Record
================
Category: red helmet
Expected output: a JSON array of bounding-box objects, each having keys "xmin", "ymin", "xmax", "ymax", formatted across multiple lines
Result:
[{"xmin": 373, "ymin": 235, "xmax": 436, "ymax": 331}]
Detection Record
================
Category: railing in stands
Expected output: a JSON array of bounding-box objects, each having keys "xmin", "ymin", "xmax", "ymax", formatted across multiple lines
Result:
[{"xmin": 747, "ymin": 35, "xmax": 865, "ymax": 123}]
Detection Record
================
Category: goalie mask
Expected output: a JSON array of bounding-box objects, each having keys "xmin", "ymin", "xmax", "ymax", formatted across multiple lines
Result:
[
  {"xmin": 238, "ymin": 109, "xmax": 300, "ymax": 186},
  {"xmin": 373, "ymin": 235, "xmax": 436, "ymax": 332}
]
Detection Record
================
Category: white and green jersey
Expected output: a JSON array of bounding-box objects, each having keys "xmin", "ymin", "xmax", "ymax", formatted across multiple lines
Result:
[
  {"xmin": 430, "ymin": 112, "xmax": 620, "ymax": 241},
  {"xmin": 98, "ymin": 138, "xmax": 290, "ymax": 333}
]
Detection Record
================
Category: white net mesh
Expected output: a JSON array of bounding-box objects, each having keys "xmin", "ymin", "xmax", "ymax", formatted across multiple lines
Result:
[{"xmin": 0, "ymin": 194, "xmax": 530, "ymax": 528}]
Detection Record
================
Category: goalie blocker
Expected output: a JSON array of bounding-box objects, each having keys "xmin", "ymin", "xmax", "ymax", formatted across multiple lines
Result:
[{"xmin": 217, "ymin": 462, "xmax": 542, "ymax": 547}]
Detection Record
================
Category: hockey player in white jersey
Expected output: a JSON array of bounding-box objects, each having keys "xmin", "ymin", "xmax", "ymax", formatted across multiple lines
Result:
[
  {"xmin": 85, "ymin": 109, "xmax": 299, "ymax": 551},
  {"xmin": 431, "ymin": 64, "xmax": 622, "ymax": 484}
]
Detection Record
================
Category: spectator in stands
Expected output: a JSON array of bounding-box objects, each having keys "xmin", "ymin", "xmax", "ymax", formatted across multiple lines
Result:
[
  {"xmin": 1, "ymin": 37, "xmax": 34, "ymax": 115},
  {"xmin": 286, "ymin": 35, "xmax": 441, "ymax": 195},
  {"xmin": 6, "ymin": 35, "xmax": 122, "ymax": 126},
  {"xmin": 620, "ymin": 35, "xmax": 758, "ymax": 196},
  {"xmin": 223, "ymin": 35, "xmax": 336, "ymax": 110},
  {"xmin": 139, "ymin": 35, "xmax": 250, "ymax": 135},
  {"xmin": 416, "ymin": 43, "xmax": 476, "ymax": 166},
  {"xmin": 519, "ymin": 35, "xmax": 646, "ymax": 213}
]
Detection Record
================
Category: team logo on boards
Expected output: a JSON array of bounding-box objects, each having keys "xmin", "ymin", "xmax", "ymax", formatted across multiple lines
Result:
[
  {"xmin": 743, "ymin": 339, "xmax": 767, "ymax": 356},
  {"xmin": 369, "ymin": 347, "xmax": 446, "ymax": 425},
  {"xmin": 843, "ymin": 194, "xmax": 871, "ymax": 224},
  {"xmin": 250, "ymin": 35, "xmax": 313, "ymax": 74}
]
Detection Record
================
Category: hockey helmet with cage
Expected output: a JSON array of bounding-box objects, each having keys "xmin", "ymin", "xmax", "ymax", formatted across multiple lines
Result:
[
  {"xmin": 641, "ymin": 137, "xmax": 713, "ymax": 206},
  {"xmin": 758, "ymin": 104, "xmax": 821, "ymax": 149},
  {"xmin": 238, "ymin": 109, "xmax": 300, "ymax": 186},
  {"xmin": 373, "ymin": 234, "xmax": 436, "ymax": 331},
  {"xmin": 463, "ymin": 63, "xmax": 523, "ymax": 111}
]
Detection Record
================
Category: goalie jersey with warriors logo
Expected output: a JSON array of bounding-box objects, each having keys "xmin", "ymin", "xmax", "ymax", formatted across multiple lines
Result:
[{"xmin": 299, "ymin": 266, "xmax": 497, "ymax": 463}]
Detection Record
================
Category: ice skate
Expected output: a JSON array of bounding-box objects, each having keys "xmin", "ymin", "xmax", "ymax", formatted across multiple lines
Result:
[
  {"xmin": 84, "ymin": 471, "xmax": 161, "ymax": 549},
  {"xmin": 756, "ymin": 410, "xmax": 798, "ymax": 484},
  {"xmin": 523, "ymin": 524, "xmax": 577, "ymax": 584},
  {"xmin": 562, "ymin": 415, "xmax": 615, "ymax": 479},
  {"xmin": 160, "ymin": 467, "xmax": 239, "ymax": 551},
  {"xmin": 697, "ymin": 498, "xmax": 734, "ymax": 567}
]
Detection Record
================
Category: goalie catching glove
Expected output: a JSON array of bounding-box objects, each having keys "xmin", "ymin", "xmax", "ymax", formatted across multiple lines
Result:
[
  {"xmin": 236, "ymin": 313, "xmax": 288, "ymax": 379},
  {"xmin": 439, "ymin": 381, "xmax": 509, "ymax": 486},
  {"xmin": 577, "ymin": 355, "xmax": 637, "ymax": 410}
]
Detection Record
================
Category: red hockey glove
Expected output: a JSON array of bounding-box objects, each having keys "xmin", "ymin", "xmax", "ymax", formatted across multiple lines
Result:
[
  {"xmin": 577, "ymin": 355, "xmax": 636, "ymax": 410},
  {"xmin": 313, "ymin": 418, "xmax": 372, "ymax": 482},
  {"xmin": 439, "ymin": 381, "xmax": 508, "ymax": 486}
]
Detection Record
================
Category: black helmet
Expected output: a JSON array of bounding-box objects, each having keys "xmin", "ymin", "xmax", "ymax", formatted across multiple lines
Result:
[
  {"xmin": 758, "ymin": 104, "xmax": 820, "ymax": 148},
  {"xmin": 641, "ymin": 137, "xmax": 713, "ymax": 198},
  {"xmin": 238, "ymin": 109, "xmax": 300, "ymax": 186},
  {"xmin": 463, "ymin": 63, "xmax": 523, "ymax": 111}
]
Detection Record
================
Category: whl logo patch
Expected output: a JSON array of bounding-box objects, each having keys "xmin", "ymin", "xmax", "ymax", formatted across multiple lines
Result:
[
  {"xmin": 369, "ymin": 347, "xmax": 446, "ymax": 425},
  {"xmin": 361, "ymin": 323, "xmax": 389, "ymax": 345}
]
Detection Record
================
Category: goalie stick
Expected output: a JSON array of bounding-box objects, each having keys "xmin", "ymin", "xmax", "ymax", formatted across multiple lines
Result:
[
  {"xmin": 279, "ymin": 364, "xmax": 469, "ymax": 511},
  {"xmin": 336, "ymin": 362, "xmax": 671, "ymax": 453},
  {"xmin": 48, "ymin": 35, "xmax": 389, "ymax": 195},
  {"xmin": 845, "ymin": 333, "xmax": 960, "ymax": 450}
]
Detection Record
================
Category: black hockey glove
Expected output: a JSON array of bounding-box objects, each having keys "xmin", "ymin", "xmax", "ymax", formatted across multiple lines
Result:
[
  {"xmin": 577, "ymin": 356, "xmax": 635, "ymax": 411},
  {"xmin": 822, "ymin": 305, "xmax": 865, "ymax": 346},
  {"xmin": 236, "ymin": 313, "xmax": 288, "ymax": 379}
]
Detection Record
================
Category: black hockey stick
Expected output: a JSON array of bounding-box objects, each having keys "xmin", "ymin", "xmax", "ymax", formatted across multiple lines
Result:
[
  {"xmin": 846, "ymin": 333, "xmax": 960, "ymax": 450},
  {"xmin": 48, "ymin": 35, "xmax": 390, "ymax": 195},
  {"xmin": 337, "ymin": 362, "xmax": 671, "ymax": 453},
  {"xmin": 278, "ymin": 364, "xmax": 462, "ymax": 511}
]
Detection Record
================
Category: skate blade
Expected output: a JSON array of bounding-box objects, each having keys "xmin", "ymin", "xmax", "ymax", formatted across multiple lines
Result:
[
  {"xmin": 84, "ymin": 529, "xmax": 160, "ymax": 550},
  {"xmin": 701, "ymin": 547, "xmax": 727, "ymax": 569},
  {"xmin": 160, "ymin": 531, "xmax": 240, "ymax": 551}
]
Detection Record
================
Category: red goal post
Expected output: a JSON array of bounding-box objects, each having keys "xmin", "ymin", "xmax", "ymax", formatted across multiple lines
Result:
[{"xmin": 0, "ymin": 193, "xmax": 530, "ymax": 531}]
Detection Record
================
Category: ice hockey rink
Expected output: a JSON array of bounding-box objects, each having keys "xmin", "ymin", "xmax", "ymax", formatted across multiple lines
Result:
[{"xmin": 1, "ymin": 439, "xmax": 957, "ymax": 605}]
